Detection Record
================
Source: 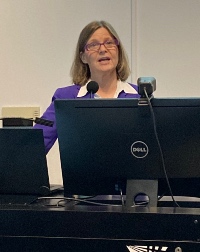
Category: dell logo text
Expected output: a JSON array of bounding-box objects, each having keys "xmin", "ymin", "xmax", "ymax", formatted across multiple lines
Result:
[{"xmin": 131, "ymin": 141, "xmax": 149, "ymax": 159}]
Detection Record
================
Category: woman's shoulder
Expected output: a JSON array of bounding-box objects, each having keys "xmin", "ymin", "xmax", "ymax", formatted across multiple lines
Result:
[
  {"xmin": 128, "ymin": 82, "xmax": 138, "ymax": 91},
  {"xmin": 53, "ymin": 84, "xmax": 81, "ymax": 99}
]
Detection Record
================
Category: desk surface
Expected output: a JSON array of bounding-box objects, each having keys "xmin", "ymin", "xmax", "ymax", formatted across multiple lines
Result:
[{"xmin": 1, "ymin": 194, "xmax": 200, "ymax": 252}]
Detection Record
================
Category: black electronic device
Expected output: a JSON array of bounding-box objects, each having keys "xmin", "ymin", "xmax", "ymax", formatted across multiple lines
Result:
[
  {"xmin": 0, "ymin": 128, "xmax": 61, "ymax": 197},
  {"xmin": 55, "ymin": 98, "xmax": 200, "ymax": 205}
]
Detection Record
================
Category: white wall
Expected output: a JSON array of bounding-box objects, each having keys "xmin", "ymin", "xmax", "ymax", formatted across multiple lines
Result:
[
  {"xmin": 1, "ymin": 0, "xmax": 200, "ymax": 185},
  {"xmin": 135, "ymin": 0, "xmax": 200, "ymax": 97},
  {"xmin": 0, "ymin": 0, "xmax": 133, "ymax": 184}
]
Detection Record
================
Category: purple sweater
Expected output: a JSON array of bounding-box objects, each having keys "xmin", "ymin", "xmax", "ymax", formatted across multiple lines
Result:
[{"xmin": 34, "ymin": 83, "xmax": 139, "ymax": 153}]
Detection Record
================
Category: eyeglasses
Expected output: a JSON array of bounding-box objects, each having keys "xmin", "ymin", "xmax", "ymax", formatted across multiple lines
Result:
[{"xmin": 84, "ymin": 39, "xmax": 119, "ymax": 52}]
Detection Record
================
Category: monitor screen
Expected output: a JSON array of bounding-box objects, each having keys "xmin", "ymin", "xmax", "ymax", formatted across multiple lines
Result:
[
  {"xmin": 55, "ymin": 98, "xmax": 200, "ymax": 199},
  {"xmin": 0, "ymin": 128, "xmax": 51, "ymax": 195}
]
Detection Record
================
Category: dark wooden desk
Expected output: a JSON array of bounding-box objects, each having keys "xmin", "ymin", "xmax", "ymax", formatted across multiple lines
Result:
[{"xmin": 0, "ymin": 195, "xmax": 200, "ymax": 252}]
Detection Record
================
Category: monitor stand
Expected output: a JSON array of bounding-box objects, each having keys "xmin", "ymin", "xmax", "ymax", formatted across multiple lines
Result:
[{"xmin": 126, "ymin": 179, "xmax": 158, "ymax": 207}]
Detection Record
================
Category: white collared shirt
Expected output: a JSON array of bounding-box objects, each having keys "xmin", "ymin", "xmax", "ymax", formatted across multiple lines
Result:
[{"xmin": 77, "ymin": 80, "xmax": 137, "ymax": 98}]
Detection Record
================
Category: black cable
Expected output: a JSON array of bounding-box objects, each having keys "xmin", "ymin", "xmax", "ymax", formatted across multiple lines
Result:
[
  {"xmin": 30, "ymin": 196, "xmax": 123, "ymax": 207},
  {"xmin": 144, "ymin": 88, "xmax": 180, "ymax": 207},
  {"xmin": 119, "ymin": 188, "xmax": 125, "ymax": 206}
]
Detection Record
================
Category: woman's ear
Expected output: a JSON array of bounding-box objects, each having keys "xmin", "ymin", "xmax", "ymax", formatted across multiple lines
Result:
[{"xmin": 80, "ymin": 52, "xmax": 87, "ymax": 64}]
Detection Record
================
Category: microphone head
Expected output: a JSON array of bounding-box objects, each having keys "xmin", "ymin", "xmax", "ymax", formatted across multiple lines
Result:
[{"xmin": 86, "ymin": 81, "xmax": 99, "ymax": 94}]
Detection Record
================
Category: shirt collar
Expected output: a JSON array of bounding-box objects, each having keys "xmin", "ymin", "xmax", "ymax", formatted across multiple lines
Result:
[
  {"xmin": 77, "ymin": 80, "xmax": 137, "ymax": 98},
  {"xmin": 77, "ymin": 80, "xmax": 91, "ymax": 97},
  {"xmin": 114, "ymin": 80, "xmax": 138, "ymax": 98}
]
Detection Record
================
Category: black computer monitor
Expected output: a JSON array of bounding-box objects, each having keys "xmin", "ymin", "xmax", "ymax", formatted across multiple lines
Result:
[
  {"xmin": 55, "ymin": 98, "xmax": 200, "ymax": 203},
  {"xmin": 0, "ymin": 128, "xmax": 50, "ymax": 195}
]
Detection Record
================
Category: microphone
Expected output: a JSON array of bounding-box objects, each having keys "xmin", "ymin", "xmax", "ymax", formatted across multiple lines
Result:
[
  {"xmin": 86, "ymin": 81, "xmax": 99, "ymax": 98},
  {"xmin": 0, "ymin": 117, "xmax": 54, "ymax": 127}
]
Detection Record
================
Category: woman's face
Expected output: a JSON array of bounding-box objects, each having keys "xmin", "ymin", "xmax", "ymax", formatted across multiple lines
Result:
[{"xmin": 81, "ymin": 27, "xmax": 119, "ymax": 78}]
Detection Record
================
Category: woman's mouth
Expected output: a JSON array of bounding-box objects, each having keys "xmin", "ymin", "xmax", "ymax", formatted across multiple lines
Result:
[{"xmin": 98, "ymin": 57, "xmax": 110, "ymax": 62}]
